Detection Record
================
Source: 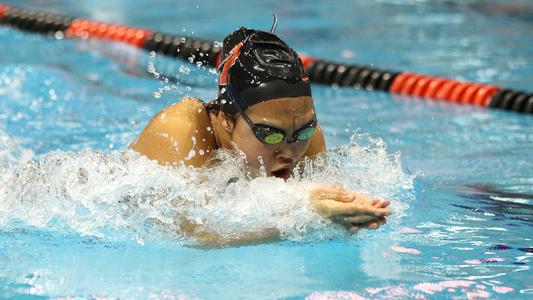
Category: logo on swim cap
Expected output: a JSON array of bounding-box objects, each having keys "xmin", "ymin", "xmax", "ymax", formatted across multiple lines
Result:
[{"xmin": 218, "ymin": 42, "xmax": 243, "ymax": 87}]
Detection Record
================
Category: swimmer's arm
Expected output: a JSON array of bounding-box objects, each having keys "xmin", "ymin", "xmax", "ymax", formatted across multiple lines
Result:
[
  {"xmin": 196, "ymin": 229, "xmax": 281, "ymax": 248},
  {"xmin": 130, "ymin": 98, "xmax": 215, "ymax": 167},
  {"xmin": 303, "ymin": 124, "xmax": 326, "ymax": 157},
  {"xmin": 179, "ymin": 217, "xmax": 280, "ymax": 248}
]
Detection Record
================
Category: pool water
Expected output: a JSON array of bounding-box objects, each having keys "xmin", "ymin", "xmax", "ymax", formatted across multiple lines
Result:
[{"xmin": 1, "ymin": 0, "xmax": 532, "ymax": 299}]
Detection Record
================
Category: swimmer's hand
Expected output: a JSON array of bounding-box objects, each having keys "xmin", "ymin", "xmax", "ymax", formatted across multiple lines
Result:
[{"xmin": 309, "ymin": 186, "xmax": 391, "ymax": 232}]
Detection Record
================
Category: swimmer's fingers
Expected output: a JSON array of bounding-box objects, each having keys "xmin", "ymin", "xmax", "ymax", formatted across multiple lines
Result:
[
  {"xmin": 366, "ymin": 217, "xmax": 387, "ymax": 229},
  {"xmin": 343, "ymin": 215, "xmax": 378, "ymax": 224},
  {"xmin": 348, "ymin": 217, "xmax": 387, "ymax": 233},
  {"xmin": 371, "ymin": 198, "xmax": 390, "ymax": 208},
  {"xmin": 379, "ymin": 199, "xmax": 391, "ymax": 208},
  {"xmin": 327, "ymin": 200, "xmax": 392, "ymax": 217}
]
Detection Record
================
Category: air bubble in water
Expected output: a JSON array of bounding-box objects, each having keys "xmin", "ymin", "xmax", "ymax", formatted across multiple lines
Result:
[{"xmin": 179, "ymin": 66, "xmax": 190, "ymax": 75}]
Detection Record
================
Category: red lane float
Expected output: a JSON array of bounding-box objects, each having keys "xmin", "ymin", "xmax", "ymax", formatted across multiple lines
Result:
[
  {"xmin": 389, "ymin": 72, "xmax": 500, "ymax": 107},
  {"xmin": 0, "ymin": 4, "xmax": 9, "ymax": 20},
  {"xmin": 65, "ymin": 19, "xmax": 152, "ymax": 47}
]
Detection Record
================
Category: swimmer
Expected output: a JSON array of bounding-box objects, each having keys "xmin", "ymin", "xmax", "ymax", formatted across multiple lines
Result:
[{"xmin": 131, "ymin": 27, "xmax": 391, "ymax": 245}]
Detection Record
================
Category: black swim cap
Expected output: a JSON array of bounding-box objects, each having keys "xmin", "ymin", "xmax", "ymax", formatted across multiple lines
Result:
[{"xmin": 215, "ymin": 27, "xmax": 312, "ymax": 114}]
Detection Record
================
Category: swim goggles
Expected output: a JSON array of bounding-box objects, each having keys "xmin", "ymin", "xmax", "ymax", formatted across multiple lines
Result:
[{"xmin": 228, "ymin": 86, "xmax": 317, "ymax": 145}]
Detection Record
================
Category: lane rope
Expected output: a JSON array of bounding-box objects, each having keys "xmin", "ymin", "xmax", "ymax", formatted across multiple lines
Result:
[{"xmin": 1, "ymin": 4, "xmax": 531, "ymax": 114}]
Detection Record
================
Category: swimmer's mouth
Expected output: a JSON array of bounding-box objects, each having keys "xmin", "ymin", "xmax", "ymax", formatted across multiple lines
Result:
[{"xmin": 271, "ymin": 168, "xmax": 291, "ymax": 180}]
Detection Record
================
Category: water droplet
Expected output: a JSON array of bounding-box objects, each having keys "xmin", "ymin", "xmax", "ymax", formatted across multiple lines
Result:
[
  {"xmin": 220, "ymin": 88, "xmax": 226, "ymax": 94},
  {"xmin": 54, "ymin": 31, "xmax": 64, "ymax": 40},
  {"xmin": 153, "ymin": 92, "xmax": 161, "ymax": 98}
]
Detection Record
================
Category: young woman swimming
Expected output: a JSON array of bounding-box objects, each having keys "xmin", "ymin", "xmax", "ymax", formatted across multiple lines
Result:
[{"xmin": 131, "ymin": 27, "xmax": 391, "ymax": 244}]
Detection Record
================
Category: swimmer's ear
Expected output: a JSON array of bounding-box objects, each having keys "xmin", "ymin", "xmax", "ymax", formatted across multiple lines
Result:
[{"xmin": 217, "ymin": 111, "xmax": 235, "ymax": 133}]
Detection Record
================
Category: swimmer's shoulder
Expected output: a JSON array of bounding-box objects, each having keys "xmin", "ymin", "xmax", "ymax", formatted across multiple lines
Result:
[{"xmin": 130, "ymin": 97, "xmax": 216, "ymax": 167}]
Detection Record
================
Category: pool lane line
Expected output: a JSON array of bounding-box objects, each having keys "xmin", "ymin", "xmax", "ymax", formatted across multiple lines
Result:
[
  {"xmin": 0, "ymin": 4, "xmax": 532, "ymax": 114},
  {"xmin": 299, "ymin": 57, "xmax": 533, "ymax": 114}
]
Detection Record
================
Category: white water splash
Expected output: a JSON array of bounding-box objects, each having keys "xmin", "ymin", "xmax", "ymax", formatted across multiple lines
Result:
[
  {"xmin": 0, "ymin": 131, "xmax": 414, "ymax": 246},
  {"xmin": 0, "ymin": 128, "xmax": 34, "ymax": 208}
]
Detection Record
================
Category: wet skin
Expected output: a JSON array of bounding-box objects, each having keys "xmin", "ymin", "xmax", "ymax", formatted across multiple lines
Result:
[
  {"xmin": 211, "ymin": 96, "xmax": 321, "ymax": 178},
  {"xmin": 131, "ymin": 96, "xmax": 391, "ymax": 243}
]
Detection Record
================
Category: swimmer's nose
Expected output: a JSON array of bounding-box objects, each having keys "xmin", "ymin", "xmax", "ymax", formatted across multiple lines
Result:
[
  {"xmin": 277, "ymin": 156, "xmax": 294, "ymax": 165},
  {"xmin": 274, "ymin": 148, "xmax": 296, "ymax": 164}
]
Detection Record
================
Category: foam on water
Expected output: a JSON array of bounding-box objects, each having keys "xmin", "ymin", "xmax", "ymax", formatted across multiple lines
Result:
[{"xmin": 0, "ymin": 129, "xmax": 413, "ymax": 246}]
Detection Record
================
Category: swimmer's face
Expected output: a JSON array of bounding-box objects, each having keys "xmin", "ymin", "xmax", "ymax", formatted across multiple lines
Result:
[{"xmin": 230, "ymin": 96, "xmax": 315, "ymax": 179}]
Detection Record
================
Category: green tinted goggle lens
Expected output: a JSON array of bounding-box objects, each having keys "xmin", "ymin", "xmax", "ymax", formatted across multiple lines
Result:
[
  {"xmin": 296, "ymin": 127, "xmax": 316, "ymax": 140},
  {"xmin": 262, "ymin": 127, "xmax": 316, "ymax": 144},
  {"xmin": 264, "ymin": 132, "xmax": 284, "ymax": 144}
]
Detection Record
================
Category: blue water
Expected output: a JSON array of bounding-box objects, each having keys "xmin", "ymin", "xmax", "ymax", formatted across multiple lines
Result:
[{"xmin": 1, "ymin": 0, "xmax": 532, "ymax": 299}]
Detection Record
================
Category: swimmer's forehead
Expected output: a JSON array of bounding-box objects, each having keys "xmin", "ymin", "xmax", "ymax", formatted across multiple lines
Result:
[{"xmin": 245, "ymin": 97, "xmax": 315, "ymax": 125}]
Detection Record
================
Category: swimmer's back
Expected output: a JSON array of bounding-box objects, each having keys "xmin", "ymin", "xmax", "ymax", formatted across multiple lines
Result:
[{"xmin": 130, "ymin": 97, "xmax": 216, "ymax": 167}]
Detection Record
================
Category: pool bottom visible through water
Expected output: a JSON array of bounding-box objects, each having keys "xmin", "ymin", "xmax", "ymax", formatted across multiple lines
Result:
[{"xmin": 1, "ymin": 0, "xmax": 533, "ymax": 299}]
